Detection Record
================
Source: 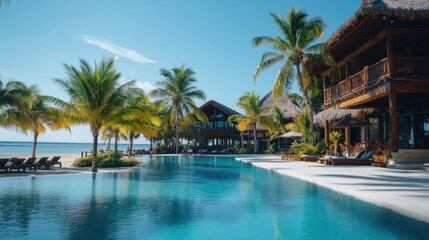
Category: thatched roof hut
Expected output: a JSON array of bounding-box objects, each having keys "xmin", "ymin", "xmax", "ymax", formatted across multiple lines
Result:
[
  {"xmin": 314, "ymin": 108, "xmax": 375, "ymax": 127},
  {"xmin": 326, "ymin": 0, "xmax": 429, "ymax": 50},
  {"xmin": 259, "ymin": 91, "xmax": 302, "ymax": 119}
]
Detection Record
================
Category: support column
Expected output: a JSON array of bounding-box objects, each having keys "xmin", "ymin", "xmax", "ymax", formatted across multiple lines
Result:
[
  {"xmin": 389, "ymin": 90, "xmax": 399, "ymax": 153},
  {"xmin": 345, "ymin": 127, "xmax": 350, "ymax": 146},
  {"xmin": 324, "ymin": 120, "xmax": 330, "ymax": 145},
  {"xmin": 364, "ymin": 126, "xmax": 369, "ymax": 146}
]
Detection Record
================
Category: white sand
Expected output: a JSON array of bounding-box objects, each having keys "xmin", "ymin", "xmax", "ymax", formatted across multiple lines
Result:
[{"xmin": 237, "ymin": 156, "xmax": 429, "ymax": 223}]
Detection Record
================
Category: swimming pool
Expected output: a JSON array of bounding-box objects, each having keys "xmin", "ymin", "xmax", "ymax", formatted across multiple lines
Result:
[{"xmin": 0, "ymin": 156, "xmax": 427, "ymax": 239}]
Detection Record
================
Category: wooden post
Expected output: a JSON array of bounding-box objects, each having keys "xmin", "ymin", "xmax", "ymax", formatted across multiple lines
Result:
[
  {"xmin": 324, "ymin": 120, "xmax": 330, "ymax": 145},
  {"xmin": 364, "ymin": 126, "xmax": 370, "ymax": 146},
  {"xmin": 389, "ymin": 90, "xmax": 399, "ymax": 152},
  {"xmin": 364, "ymin": 66, "xmax": 369, "ymax": 85},
  {"xmin": 386, "ymin": 29, "xmax": 394, "ymax": 77},
  {"xmin": 345, "ymin": 127, "xmax": 350, "ymax": 146}
]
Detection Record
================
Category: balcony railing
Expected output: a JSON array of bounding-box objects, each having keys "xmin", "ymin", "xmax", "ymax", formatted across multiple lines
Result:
[
  {"xmin": 324, "ymin": 58, "xmax": 388, "ymax": 103},
  {"xmin": 393, "ymin": 57, "xmax": 429, "ymax": 77}
]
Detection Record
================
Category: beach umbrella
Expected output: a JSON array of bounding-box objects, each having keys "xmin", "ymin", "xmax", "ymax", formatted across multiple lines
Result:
[
  {"xmin": 331, "ymin": 116, "xmax": 370, "ymax": 128},
  {"xmin": 278, "ymin": 131, "xmax": 303, "ymax": 138}
]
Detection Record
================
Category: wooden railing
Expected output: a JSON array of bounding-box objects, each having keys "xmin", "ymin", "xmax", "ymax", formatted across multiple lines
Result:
[
  {"xmin": 393, "ymin": 57, "xmax": 429, "ymax": 77},
  {"xmin": 324, "ymin": 58, "xmax": 388, "ymax": 103}
]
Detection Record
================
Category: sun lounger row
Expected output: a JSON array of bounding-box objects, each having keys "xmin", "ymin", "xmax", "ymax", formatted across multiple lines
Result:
[{"xmin": 0, "ymin": 156, "xmax": 61, "ymax": 173}]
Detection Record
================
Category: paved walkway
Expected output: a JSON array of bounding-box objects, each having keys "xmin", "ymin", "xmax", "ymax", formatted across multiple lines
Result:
[{"xmin": 236, "ymin": 156, "xmax": 429, "ymax": 223}]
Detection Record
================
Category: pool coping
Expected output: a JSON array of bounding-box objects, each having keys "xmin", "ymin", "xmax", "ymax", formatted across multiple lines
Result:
[{"xmin": 236, "ymin": 156, "xmax": 429, "ymax": 224}]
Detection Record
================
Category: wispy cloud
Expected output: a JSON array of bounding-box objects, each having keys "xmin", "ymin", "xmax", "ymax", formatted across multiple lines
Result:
[
  {"xmin": 77, "ymin": 34, "xmax": 157, "ymax": 64},
  {"xmin": 135, "ymin": 81, "xmax": 155, "ymax": 93}
]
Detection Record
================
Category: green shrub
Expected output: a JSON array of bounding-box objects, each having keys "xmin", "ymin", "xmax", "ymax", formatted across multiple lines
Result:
[
  {"xmin": 288, "ymin": 143, "xmax": 319, "ymax": 156},
  {"xmin": 72, "ymin": 152, "xmax": 141, "ymax": 168},
  {"xmin": 237, "ymin": 148, "xmax": 251, "ymax": 154}
]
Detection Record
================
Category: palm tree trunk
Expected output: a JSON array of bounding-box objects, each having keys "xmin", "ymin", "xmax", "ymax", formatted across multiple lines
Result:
[
  {"xmin": 32, "ymin": 132, "xmax": 38, "ymax": 158},
  {"xmin": 129, "ymin": 131, "xmax": 134, "ymax": 158},
  {"xmin": 114, "ymin": 129, "xmax": 119, "ymax": 155},
  {"xmin": 295, "ymin": 64, "xmax": 315, "ymax": 133},
  {"xmin": 150, "ymin": 138, "xmax": 153, "ymax": 151},
  {"xmin": 106, "ymin": 137, "xmax": 111, "ymax": 151},
  {"xmin": 252, "ymin": 124, "xmax": 258, "ymax": 154},
  {"xmin": 92, "ymin": 129, "xmax": 99, "ymax": 173},
  {"xmin": 277, "ymin": 136, "xmax": 280, "ymax": 152},
  {"xmin": 175, "ymin": 111, "xmax": 179, "ymax": 154}
]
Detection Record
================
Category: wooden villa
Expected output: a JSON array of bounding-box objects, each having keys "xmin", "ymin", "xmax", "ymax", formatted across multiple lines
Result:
[
  {"xmin": 319, "ymin": 0, "xmax": 429, "ymax": 163},
  {"xmin": 198, "ymin": 100, "xmax": 242, "ymax": 148}
]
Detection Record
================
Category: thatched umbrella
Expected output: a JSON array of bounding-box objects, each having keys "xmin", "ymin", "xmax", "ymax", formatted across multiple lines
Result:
[
  {"xmin": 278, "ymin": 131, "xmax": 303, "ymax": 138},
  {"xmin": 314, "ymin": 108, "xmax": 374, "ymax": 126},
  {"xmin": 331, "ymin": 116, "xmax": 370, "ymax": 128}
]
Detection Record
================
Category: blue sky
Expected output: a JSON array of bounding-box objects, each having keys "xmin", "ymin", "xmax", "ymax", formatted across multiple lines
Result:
[{"xmin": 0, "ymin": 0, "xmax": 361, "ymax": 143}]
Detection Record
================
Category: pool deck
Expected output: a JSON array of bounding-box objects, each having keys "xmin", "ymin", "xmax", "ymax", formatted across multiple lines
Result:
[{"xmin": 236, "ymin": 156, "xmax": 429, "ymax": 224}]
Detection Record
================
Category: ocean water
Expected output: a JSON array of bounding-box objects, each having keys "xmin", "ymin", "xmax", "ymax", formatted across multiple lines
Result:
[
  {"xmin": 0, "ymin": 141, "xmax": 150, "ymax": 155},
  {"xmin": 0, "ymin": 155, "xmax": 427, "ymax": 240}
]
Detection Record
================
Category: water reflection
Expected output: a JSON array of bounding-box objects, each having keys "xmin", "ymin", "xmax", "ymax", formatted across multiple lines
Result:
[{"xmin": 0, "ymin": 156, "xmax": 428, "ymax": 239}]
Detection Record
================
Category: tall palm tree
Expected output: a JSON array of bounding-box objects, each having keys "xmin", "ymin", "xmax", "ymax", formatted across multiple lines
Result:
[
  {"xmin": 1, "ymin": 84, "xmax": 69, "ymax": 157},
  {"xmin": 253, "ymin": 7, "xmax": 336, "ymax": 131},
  {"xmin": 228, "ymin": 92, "xmax": 274, "ymax": 154},
  {"xmin": 150, "ymin": 65, "xmax": 208, "ymax": 154},
  {"xmin": 54, "ymin": 57, "xmax": 137, "ymax": 172}
]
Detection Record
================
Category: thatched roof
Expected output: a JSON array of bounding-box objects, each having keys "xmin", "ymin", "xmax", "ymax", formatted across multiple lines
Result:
[
  {"xmin": 259, "ymin": 91, "xmax": 302, "ymax": 119},
  {"xmin": 314, "ymin": 108, "xmax": 375, "ymax": 127},
  {"xmin": 326, "ymin": 0, "xmax": 429, "ymax": 49}
]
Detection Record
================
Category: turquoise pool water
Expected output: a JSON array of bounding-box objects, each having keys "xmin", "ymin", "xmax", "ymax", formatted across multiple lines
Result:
[{"xmin": 0, "ymin": 156, "xmax": 427, "ymax": 239}]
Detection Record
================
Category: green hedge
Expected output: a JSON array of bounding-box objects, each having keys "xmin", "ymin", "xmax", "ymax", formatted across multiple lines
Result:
[{"xmin": 72, "ymin": 152, "xmax": 141, "ymax": 168}]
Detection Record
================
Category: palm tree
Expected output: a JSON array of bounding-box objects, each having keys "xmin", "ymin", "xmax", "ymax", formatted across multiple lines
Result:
[
  {"xmin": 150, "ymin": 65, "xmax": 207, "ymax": 154},
  {"xmin": 270, "ymin": 107, "xmax": 285, "ymax": 151},
  {"xmin": 253, "ymin": 7, "xmax": 336, "ymax": 132},
  {"xmin": 228, "ymin": 92, "xmax": 274, "ymax": 154},
  {"xmin": 285, "ymin": 111, "xmax": 312, "ymax": 144},
  {"xmin": 0, "ymin": 79, "xmax": 26, "ymax": 112},
  {"xmin": 112, "ymin": 92, "xmax": 160, "ymax": 156},
  {"xmin": 1, "ymin": 84, "xmax": 69, "ymax": 157},
  {"xmin": 54, "ymin": 57, "xmax": 137, "ymax": 172}
]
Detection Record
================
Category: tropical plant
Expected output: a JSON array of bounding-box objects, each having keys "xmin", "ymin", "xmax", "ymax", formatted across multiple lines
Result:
[
  {"xmin": 270, "ymin": 107, "xmax": 285, "ymax": 151},
  {"xmin": 285, "ymin": 110, "xmax": 315, "ymax": 144},
  {"xmin": 0, "ymin": 79, "xmax": 26, "ymax": 112},
  {"xmin": 150, "ymin": 65, "xmax": 208, "ymax": 153},
  {"xmin": 253, "ymin": 7, "xmax": 336, "ymax": 132},
  {"xmin": 54, "ymin": 57, "xmax": 137, "ymax": 172},
  {"xmin": 1, "ymin": 84, "xmax": 69, "ymax": 157},
  {"xmin": 329, "ymin": 131, "xmax": 343, "ymax": 155},
  {"xmin": 228, "ymin": 92, "xmax": 274, "ymax": 153}
]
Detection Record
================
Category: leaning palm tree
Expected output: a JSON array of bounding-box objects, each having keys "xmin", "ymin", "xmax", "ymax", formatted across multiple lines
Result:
[
  {"xmin": 1, "ymin": 84, "xmax": 69, "ymax": 157},
  {"xmin": 54, "ymin": 57, "xmax": 137, "ymax": 172},
  {"xmin": 228, "ymin": 92, "xmax": 274, "ymax": 154},
  {"xmin": 253, "ymin": 7, "xmax": 336, "ymax": 132},
  {"xmin": 150, "ymin": 65, "xmax": 208, "ymax": 154}
]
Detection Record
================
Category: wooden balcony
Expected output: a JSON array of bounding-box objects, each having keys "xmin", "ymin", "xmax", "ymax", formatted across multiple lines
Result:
[{"xmin": 324, "ymin": 58, "xmax": 389, "ymax": 104}]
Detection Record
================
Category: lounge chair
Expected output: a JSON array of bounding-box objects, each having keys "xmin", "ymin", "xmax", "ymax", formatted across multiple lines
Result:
[
  {"xmin": 46, "ymin": 156, "xmax": 62, "ymax": 168},
  {"xmin": 5, "ymin": 158, "xmax": 27, "ymax": 172},
  {"xmin": 218, "ymin": 149, "xmax": 228, "ymax": 154},
  {"xmin": 184, "ymin": 149, "xmax": 193, "ymax": 155},
  {"xmin": 210, "ymin": 149, "xmax": 218, "ymax": 154},
  {"xmin": 328, "ymin": 151, "xmax": 375, "ymax": 166},
  {"xmin": 23, "ymin": 157, "xmax": 37, "ymax": 171},
  {"xmin": 0, "ymin": 158, "xmax": 10, "ymax": 173},
  {"xmin": 300, "ymin": 155, "xmax": 320, "ymax": 162},
  {"xmin": 197, "ymin": 149, "xmax": 208, "ymax": 154},
  {"xmin": 36, "ymin": 157, "xmax": 49, "ymax": 169}
]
